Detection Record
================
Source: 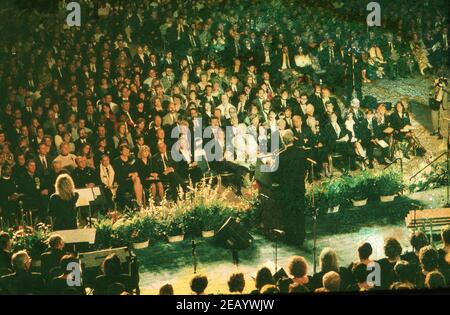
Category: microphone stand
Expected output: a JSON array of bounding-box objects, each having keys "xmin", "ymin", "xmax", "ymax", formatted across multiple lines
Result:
[
  {"xmin": 446, "ymin": 118, "xmax": 450, "ymax": 207},
  {"xmin": 191, "ymin": 240, "xmax": 197, "ymax": 274}
]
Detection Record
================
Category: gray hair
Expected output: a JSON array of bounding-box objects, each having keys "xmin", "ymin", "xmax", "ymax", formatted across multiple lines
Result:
[{"xmin": 12, "ymin": 250, "xmax": 30, "ymax": 271}]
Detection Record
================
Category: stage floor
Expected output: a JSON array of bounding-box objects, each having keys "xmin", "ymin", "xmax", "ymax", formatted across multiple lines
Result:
[{"xmin": 136, "ymin": 223, "xmax": 410, "ymax": 295}]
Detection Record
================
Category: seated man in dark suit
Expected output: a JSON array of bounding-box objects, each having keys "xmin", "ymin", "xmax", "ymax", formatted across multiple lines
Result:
[
  {"xmin": 0, "ymin": 232, "xmax": 12, "ymax": 276},
  {"xmin": 153, "ymin": 142, "xmax": 185, "ymax": 200},
  {"xmin": 40, "ymin": 234, "xmax": 66, "ymax": 283},
  {"xmin": 324, "ymin": 112, "xmax": 356, "ymax": 172},
  {"xmin": 72, "ymin": 156, "xmax": 98, "ymax": 189},
  {"xmin": 291, "ymin": 115, "xmax": 312, "ymax": 149},
  {"xmin": 175, "ymin": 137, "xmax": 203, "ymax": 185},
  {"xmin": 0, "ymin": 164, "xmax": 21, "ymax": 226},
  {"xmin": 0, "ymin": 251, "xmax": 45, "ymax": 295}
]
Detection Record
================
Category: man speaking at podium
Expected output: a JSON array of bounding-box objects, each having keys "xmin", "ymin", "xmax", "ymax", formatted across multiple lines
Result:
[{"xmin": 274, "ymin": 130, "xmax": 307, "ymax": 247}]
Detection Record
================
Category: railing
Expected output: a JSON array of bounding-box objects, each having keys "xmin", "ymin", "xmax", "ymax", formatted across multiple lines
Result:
[
  {"xmin": 384, "ymin": 157, "xmax": 404, "ymax": 178},
  {"xmin": 409, "ymin": 152, "xmax": 447, "ymax": 181}
]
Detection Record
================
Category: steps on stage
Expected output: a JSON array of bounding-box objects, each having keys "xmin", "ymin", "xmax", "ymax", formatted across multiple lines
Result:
[{"xmin": 405, "ymin": 208, "xmax": 450, "ymax": 233}]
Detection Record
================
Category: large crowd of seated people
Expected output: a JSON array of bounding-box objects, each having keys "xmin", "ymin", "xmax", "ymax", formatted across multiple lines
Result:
[
  {"xmin": 0, "ymin": 0, "xmax": 448, "ymax": 226},
  {"xmin": 0, "ymin": 225, "xmax": 447, "ymax": 295}
]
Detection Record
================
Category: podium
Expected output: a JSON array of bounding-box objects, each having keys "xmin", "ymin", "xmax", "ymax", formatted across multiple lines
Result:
[{"xmin": 50, "ymin": 228, "xmax": 97, "ymax": 245}]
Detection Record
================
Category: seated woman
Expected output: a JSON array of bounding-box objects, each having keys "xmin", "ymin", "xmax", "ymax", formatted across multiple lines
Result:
[
  {"xmin": 409, "ymin": 32, "xmax": 433, "ymax": 76},
  {"xmin": 135, "ymin": 145, "xmax": 164, "ymax": 204},
  {"xmin": 113, "ymin": 122, "xmax": 134, "ymax": 151},
  {"xmin": 390, "ymin": 102, "xmax": 415, "ymax": 158},
  {"xmin": 112, "ymin": 144, "xmax": 143, "ymax": 208},
  {"xmin": 344, "ymin": 110, "xmax": 368, "ymax": 168},
  {"xmin": 49, "ymin": 174, "xmax": 79, "ymax": 231},
  {"xmin": 78, "ymin": 143, "xmax": 95, "ymax": 169},
  {"xmin": 366, "ymin": 43, "xmax": 386, "ymax": 81},
  {"xmin": 306, "ymin": 117, "xmax": 329, "ymax": 179}
]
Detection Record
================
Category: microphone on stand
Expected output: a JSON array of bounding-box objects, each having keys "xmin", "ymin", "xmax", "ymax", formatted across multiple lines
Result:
[{"xmin": 191, "ymin": 240, "xmax": 197, "ymax": 274}]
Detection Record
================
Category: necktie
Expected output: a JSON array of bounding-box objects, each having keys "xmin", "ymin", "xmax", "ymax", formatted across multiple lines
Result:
[
  {"xmin": 42, "ymin": 157, "xmax": 47, "ymax": 169},
  {"xmin": 162, "ymin": 154, "xmax": 168, "ymax": 169}
]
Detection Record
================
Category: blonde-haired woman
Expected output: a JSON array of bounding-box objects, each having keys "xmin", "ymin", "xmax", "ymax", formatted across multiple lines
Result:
[{"xmin": 49, "ymin": 174, "xmax": 79, "ymax": 231}]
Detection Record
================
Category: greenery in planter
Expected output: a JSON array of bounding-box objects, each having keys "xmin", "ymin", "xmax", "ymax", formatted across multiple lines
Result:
[
  {"xmin": 323, "ymin": 177, "xmax": 349, "ymax": 208},
  {"xmin": 11, "ymin": 224, "xmax": 50, "ymax": 259},
  {"xmin": 409, "ymin": 160, "xmax": 448, "ymax": 193},
  {"xmin": 94, "ymin": 216, "xmax": 116, "ymax": 249},
  {"xmin": 157, "ymin": 210, "xmax": 186, "ymax": 237},
  {"xmin": 345, "ymin": 171, "xmax": 376, "ymax": 201},
  {"xmin": 374, "ymin": 171, "xmax": 405, "ymax": 196}
]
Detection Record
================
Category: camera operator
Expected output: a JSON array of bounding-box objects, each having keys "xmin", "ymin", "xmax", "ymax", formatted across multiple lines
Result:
[{"xmin": 430, "ymin": 76, "xmax": 448, "ymax": 139}]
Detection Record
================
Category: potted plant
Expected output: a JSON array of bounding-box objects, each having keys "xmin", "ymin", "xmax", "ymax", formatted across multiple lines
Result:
[
  {"xmin": 375, "ymin": 171, "xmax": 404, "ymax": 202},
  {"xmin": 323, "ymin": 178, "xmax": 348, "ymax": 213},
  {"xmin": 159, "ymin": 211, "xmax": 185, "ymax": 243},
  {"xmin": 347, "ymin": 172, "xmax": 374, "ymax": 207},
  {"xmin": 198, "ymin": 204, "xmax": 226, "ymax": 238},
  {"xmin": 94, "ymin": 217, "xmax": 115, "ymax": 249},
  {"xmin": 130, "ymin": 216, "xmax": 150, "ymax": 250}
]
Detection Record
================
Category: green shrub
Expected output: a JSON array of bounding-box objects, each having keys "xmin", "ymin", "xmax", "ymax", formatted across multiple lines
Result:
[{"xmin": 374, "ymin": 171, "xmax": 405, "ymax": 196}]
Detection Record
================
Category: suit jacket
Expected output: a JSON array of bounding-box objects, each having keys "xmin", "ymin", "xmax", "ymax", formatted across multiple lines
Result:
[
  {"xmin": 34, "ymin": 155, "xmax": 53, "ymax": 177},
  {"xmin": 0, "ymin": 271, "xmax": 45, "ymax": 295},
  {"xmin": 324, "ymin": 121, "xmax": 350, "ymax": 150},
  {"xmin": 292, "ymin": 127, "xmax": 312, "ymax": 149},
  {"xmin": 17, "ymin": 172, "xmax": 46, "ymax": 210},
  {"xmin": 152, "ymin": 152, "xmax": 179, "ymax": 178},
  {"xmin": 40, "ymin": 249, "xmax": 65, "ymax": 281}
]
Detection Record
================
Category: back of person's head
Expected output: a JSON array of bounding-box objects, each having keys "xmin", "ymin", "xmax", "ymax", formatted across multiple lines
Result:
[
  {"xmin": 190, "ymin": 274, "xmax": 208, "ymax": 295},
  {"xmin": 159, "ymin": 283, "xmax": 174, "ymax": 295},
  {"xmin": 394, "ymin": 260, "xmax": 414, "ymax": 283},
  {"xmin": 358, "ymin": 242, "xmax": 373, "ymax": 260},
  {"xmin": 59, "ymin": 254, "xmax": 79, "ymax": 275},
  {"xmin": 419, "ymin": 246, "xmax": 439, "ymax": 272},
  {"xmin": 352, "ymin": 262, "xmax": 370, "ymax": 284},
  {"xmin": 288, "ymin": 256, "xmax": 308, "ymax": 278},
  {"xmin": 319, "ymin": 247, "xmax": 339, "ymax": 273},
  {"xmin": 425, "ymin": 271, "xmax": 447, "ymax": 289},
  {"xmin": 12, "ymin": 251, "xmax": 30, "ymax": 272},
  {"xmin": 108, "ymin": 282, "xmax": 127, "ymax": 295},
  {"xmin": 289, "ymin": 282, "xmax": 310, "ymax": 294},
  {"xmin": 390, "ymin": 282, "xmax": 415, "ymax": 290},
  {"xmin": 410, "ymin": 231, "xmax": 429, "ymax": 253},
  {"xmin": 260, "ymin": 284, "xmax": 279, "ymax": 295},
  {"xmin": 48, "ymin": 234, "xmax": 63, "ymax": 250},
  {"xmin": 322, "ymin": 271, "xmax": 341, "ymax": 292},
  {"xmin": 442, "ymin": 225, "xmax": 450, "ymax": 246},
  {"xmin": 228, "ymin": 273, "xmax": 245, "ymax": 293},
  {"xmin": 0, "ymin": 232, "xmax": 11, "ymax": 251},
  {"xmin": 102, "ymin": 254, "xmax": 122, "ymax": 278},
  {"xmin": 384, "ymin": 238, "xmax": 402, "ymax": 260},
  {"xmin": 255, "ymin": 267, "xmax": 275, "ymax": 290}
]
